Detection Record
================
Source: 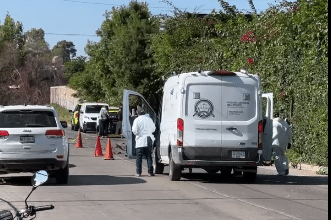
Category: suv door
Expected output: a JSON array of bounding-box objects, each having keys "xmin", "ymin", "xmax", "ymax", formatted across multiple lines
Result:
[
  {"xmin": 122, "ymin": 89, "xmax": 159, "ymax": 158},
  {"xmin": 262, "ymin": 93, "xmax": 273, "ymax": 162}
]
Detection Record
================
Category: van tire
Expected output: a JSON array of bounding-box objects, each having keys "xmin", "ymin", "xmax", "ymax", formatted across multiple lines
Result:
[
  {"xmin": 153, "ymin": 147, "xmax": 164, "ymax": 174},
  {"xmin": 243, "ymin": 172, "xmax": 257, "ymax": 183},
  {"xmin": 169, "ymin": 153, "xmax": 181, "ymax": 181}
]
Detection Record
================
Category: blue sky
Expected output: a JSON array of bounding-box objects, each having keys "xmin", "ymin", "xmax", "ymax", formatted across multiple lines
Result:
[{"xmin": 1, "ymin": 0, "xmax": 296, "ymax": 57}]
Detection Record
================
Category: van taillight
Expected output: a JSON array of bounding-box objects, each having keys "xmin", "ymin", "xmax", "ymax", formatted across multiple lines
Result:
[
  {"xmin": 45, "ymin": 129, "xmax": 65, "ymax": 138},
  {"xmin": 258, "ymin": 120, "xmax": 263, "ymax": 148},
  {"xmin": 177, "ymin": 118, "xmax": 184, "ymax": 147},
  {"xmin": 0, "ymin": 130, "xmax": 9, "ymax": 138}
]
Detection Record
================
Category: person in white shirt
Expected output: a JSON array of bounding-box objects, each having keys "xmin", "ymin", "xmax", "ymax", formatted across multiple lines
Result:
[
  {"xmin": 272, "ymin": 116, "xmax": 292, "ymax": 175},
  {"xmin": 132, "ymin": 106, "xmax": 156, "ymax": 177}
]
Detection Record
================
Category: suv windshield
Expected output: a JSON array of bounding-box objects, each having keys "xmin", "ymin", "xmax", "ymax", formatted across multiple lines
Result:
[
  {"xmin": 86, "ymin": 105, "xmax": 106, "ymax": 113},
  {"xmin": 0, "ymin": 111, "xmax": 57, "ymax": 128}
]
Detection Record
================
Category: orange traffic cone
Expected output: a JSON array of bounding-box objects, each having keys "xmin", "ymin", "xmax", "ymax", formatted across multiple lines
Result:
[
  {"xmin": 76, "ymin": 131, "xmax": 83, "ymax": 148},
  {"xmin": 104, "ymin": 138, "xmax": 114, "ymax": 160},
  {"xmin": 93, "ymin": 136, "xmax": 103, "ymax": 157}
]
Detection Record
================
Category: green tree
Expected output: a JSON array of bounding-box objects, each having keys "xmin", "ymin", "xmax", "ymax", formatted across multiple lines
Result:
[
  {"xmin": 64, "ymin": 55, "xmax": 86, "ymax": 79},
  {"xmin": 0, "ymin": 13, "xmax": 24, "ymax": 45},
  {"xmin": 24, "ymin": 28, "xmax": 50, "ymax": 56},
  {"xmin": 52, "ymin": 40, "xmax": 77, "ymax": 62},
  {"xmin": 75, "ymin": 1, "xmax": 160, "ymax": 108},
  {"xmin": 0, "ymin": 14, "xmax": 24, "ymax": 104}
]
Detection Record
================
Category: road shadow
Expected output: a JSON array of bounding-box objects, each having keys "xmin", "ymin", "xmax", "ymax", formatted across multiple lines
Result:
[
  {"xmin": 181, "ymin": 172, "xmax": 328, "ymax": 185},
  {"xmin": 59, "ymin": 174, "xmax": 147, "ymax": 186},
  {"xmin": 1, "ymin": 174, "xmax": 146, "ymax": 186}
]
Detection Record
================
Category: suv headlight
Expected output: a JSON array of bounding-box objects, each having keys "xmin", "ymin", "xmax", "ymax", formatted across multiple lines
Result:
[{"xmin": 84, "ymin": 115, "xmax": 90, "ymax": 119}]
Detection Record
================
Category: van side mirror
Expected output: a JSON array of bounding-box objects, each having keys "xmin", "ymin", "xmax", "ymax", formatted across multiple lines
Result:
[{"xmin": 69, "ymin": 110, "xmax": 72, "ymax": 113}]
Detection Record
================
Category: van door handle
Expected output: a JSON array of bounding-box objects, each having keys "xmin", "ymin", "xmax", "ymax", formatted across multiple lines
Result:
[{"xmin": 226, "ymin": 127, "xmax": 237, "ymax": 131}]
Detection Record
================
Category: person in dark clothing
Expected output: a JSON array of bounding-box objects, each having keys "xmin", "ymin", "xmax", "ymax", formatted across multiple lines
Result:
[
  {"xmin": 115, "ymin": 107, "xmax": 123, "ymax": 135},
  {"xmin": 99, "ymin": 106, "xmax": 109, "ymax": 137}
]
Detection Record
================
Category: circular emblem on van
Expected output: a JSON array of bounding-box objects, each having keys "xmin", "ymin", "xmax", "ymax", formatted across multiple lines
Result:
[{"xmin": 193, "ymin": 99, "xmax": 215, "ymax": 119}]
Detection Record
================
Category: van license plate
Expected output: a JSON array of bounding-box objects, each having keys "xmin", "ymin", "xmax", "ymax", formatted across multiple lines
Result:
[
  {"xmin": 232, "ymin": 151, "xmax": 245, "ymax": 158},
  {"xmin": 20, "ymin": 136, "xmax": 35, "ymax": 143}
]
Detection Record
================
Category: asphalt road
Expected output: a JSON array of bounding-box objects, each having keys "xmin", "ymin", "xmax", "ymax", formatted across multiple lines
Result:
[{"xmin": 0, "ymin": 127, "xmax": 328, "ymax": 220}]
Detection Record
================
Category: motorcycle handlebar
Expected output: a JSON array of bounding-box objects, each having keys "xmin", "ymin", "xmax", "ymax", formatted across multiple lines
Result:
[{"xmin": 31, "ymin": 205, "xmax": 54, "ymax": 213}]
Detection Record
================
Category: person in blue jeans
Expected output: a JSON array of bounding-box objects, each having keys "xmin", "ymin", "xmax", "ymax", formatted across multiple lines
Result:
[{"xmin": 132, "ymin": 106, "xmax": 156, "ymax": 177}]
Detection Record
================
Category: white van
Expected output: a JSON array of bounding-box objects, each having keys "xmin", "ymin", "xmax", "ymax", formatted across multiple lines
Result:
[
  {"xmin": 79, "ymin": 102, "xmax": 109, "ymax": 133},
  {"xmin": 122, "ymin": 70, "xmax": 273, "ymax": 182}
]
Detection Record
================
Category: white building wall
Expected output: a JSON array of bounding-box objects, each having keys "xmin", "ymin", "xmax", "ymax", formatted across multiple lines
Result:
[{"xmin": 50, "ymin": 86, "xmax": 80, "ymax": 111}]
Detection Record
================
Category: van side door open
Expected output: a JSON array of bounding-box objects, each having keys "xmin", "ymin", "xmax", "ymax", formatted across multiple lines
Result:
[
  {"xmin": 122, "ymin": 89, "xmax": 159, "ymax": 158},
  {"xmin": 262, "ymin": 93, "xmax": 274, "ymax": 162}
]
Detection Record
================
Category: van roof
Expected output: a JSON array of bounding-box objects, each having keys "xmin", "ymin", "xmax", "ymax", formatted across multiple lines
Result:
[
  {"xmin": 82, "ymin": 102, "xmax": 108, "ymax": 106},
  {"xmin": 165, "ymin": 70, "xmax": 258, "ymax": 84}
]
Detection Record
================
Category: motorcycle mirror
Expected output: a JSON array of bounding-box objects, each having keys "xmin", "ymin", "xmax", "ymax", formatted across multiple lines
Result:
[{"xmin": 32, "ymin": 170, "xmax": 49, "ymax": 187}]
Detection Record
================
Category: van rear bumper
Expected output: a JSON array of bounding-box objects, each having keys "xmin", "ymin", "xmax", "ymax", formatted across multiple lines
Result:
[{"xmin": 171, "ymin": 145, "xmax": 260, "ymax": 167}]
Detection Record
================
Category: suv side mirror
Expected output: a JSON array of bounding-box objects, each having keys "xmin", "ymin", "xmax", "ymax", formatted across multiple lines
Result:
[
  {"xmin": 69, "ymin": 110, "xmax": 73, "ymax": 113},
  {"xmin": 60, "ymin": 121, "xmax": 68, "ymax": 128}
]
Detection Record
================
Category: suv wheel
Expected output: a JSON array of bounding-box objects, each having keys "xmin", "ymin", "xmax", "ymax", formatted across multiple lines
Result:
[{"xmin": 55, "ymin": 163, "xmax": 69, "ymax": 184}]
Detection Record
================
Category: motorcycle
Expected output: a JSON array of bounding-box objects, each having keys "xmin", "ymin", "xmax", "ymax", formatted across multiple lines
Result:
[{"xmin": 0, "ymin": 170, "xmax": 54, "ymax": 220}]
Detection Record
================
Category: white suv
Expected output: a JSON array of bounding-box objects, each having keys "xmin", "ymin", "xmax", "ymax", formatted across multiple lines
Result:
[{"xmin": 0, "ymin": 105, "xmax": 69, "ymax": 184}]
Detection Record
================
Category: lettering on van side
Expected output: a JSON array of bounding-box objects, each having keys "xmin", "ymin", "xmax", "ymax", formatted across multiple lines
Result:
[{"xmin": 193, "ymin": 99, "xmax": 215, "ymax": 119}]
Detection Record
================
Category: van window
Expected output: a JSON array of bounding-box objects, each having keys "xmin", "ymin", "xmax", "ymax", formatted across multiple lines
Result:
[{"xmin": 128, "ymin": 95, "xmax": 156, "ymax": 124}]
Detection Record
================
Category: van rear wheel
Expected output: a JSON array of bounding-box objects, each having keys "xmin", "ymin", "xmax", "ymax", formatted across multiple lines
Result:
[
  {"xmin": 169, "ymin": 153, "xmax": 181, "ymax": 181},
  {"xmin": 153, "ymin": 147, "xmax": 164, "ymax": 174}
]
